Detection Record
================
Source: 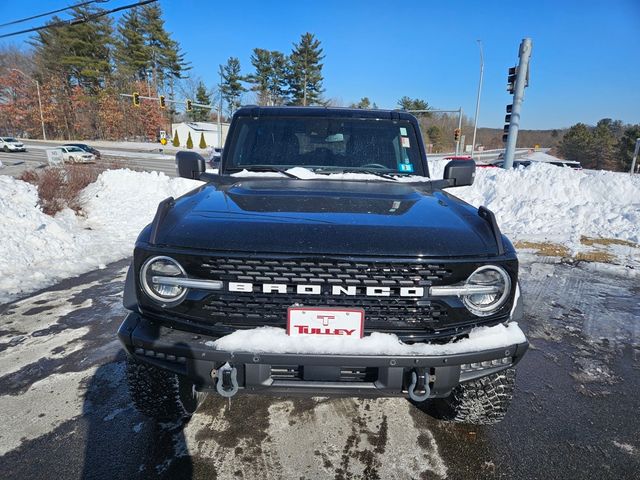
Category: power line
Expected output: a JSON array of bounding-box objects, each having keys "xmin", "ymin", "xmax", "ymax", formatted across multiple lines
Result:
[
  {"xmin": 0, "ymin": 0, "xmax": 157, "ymax": 39},
  {"xmin": 0, "ymin": 0, "xmax": 109, "ymax": 29}
]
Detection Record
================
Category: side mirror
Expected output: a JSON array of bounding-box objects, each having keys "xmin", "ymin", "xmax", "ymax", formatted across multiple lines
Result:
[
  {"xmin": 176, "ymin": 151, "xmax": 206, "ymax": 179},
  {"xmin": 443, "ymin": 160, "xmax": 475, "ymax": 187}
]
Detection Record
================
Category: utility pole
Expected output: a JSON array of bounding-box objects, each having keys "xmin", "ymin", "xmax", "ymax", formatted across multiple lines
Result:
[
  {"xmin": 503, "ymin": 38, "xmax": 532, "ymax": 169},
  {"xmin": 471, "ymin": 40, "xmax": 484, "ymax": 159},
  {"xmin": 11, "ymin": 68, "xmax": 46, "ymax": 140},
  {"xmin": 455, "ymin": 108, "xmax": 463, "ymax": 155},
  {"xmin": 630, "ymin": 138, "xmax": 640, "ymax": 174}
]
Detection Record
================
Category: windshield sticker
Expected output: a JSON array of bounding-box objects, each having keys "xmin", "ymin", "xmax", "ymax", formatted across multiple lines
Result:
[
  {"xmin": 401, "ymin": 137, "xmax": 410, "ymax": 148},
  {"xmin": 399, "ymin": 163, "xmax": 414, "ymax": 173},
  {"xmin": 400, "ymin": 127, "xmax": 407, "ymax": 136}
]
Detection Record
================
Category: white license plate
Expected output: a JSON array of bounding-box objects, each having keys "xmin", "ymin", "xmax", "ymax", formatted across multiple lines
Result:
[{"xmin": 287, "ymin": 307, "xmax": 365, "ymax": 338}]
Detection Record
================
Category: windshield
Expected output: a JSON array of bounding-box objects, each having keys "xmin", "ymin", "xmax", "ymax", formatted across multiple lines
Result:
[
  {"xmin": 66, "ymin": 147, "xmax": 84, "ymax": 152},
  {"xmin": 2, "ymin": 137, "xmax": 17, "ymax": 142},
  {"xmin": 225, "ymin": 116, "xmax": 426, "ymax": 177}
]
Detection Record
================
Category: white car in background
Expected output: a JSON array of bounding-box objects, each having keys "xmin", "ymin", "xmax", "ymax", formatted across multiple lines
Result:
[
  {"xmin": 0, "ymin": 137, "xmax": 26, "ymax": 152},
  {"xmin": 57, "ymin": 145, "xmax": 96, "ymax": 163}
]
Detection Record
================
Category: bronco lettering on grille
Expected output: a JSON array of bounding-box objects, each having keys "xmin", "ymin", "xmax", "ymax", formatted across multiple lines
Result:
[{"xmin": 228, "ymin": 282, "xmax": 424, "ymax": 297}]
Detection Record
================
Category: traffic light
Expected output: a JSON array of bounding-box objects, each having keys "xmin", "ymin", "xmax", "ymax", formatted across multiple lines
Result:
[
  {"xmin": 454, "ymin": 128, "xmax": 461, "ymax": 142},
  {"xmin": 132, "ymin": 92, "xmax": 140, "ymax": 107},
  {"xmin": 507, "ymin": 67, "xmax": 517, "ymax": 94},
  {"xmin": 186, "ymin": 99, "xmax": 192, "ymax": 111},
  {"xmin": 502, "ymin": 104, "xmax": 512, "ymax": 142},
  {"xmin": 159, "ymin": 95, "xmax": 166, "ymax": 109}
]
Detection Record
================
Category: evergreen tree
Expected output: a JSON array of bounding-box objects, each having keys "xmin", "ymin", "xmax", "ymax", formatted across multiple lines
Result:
[
  {"xmin": 114, "ymin": 7, "xmax": 149, "ymax": 81},
  {"xmin": 31, "ymin": 5, "xmax": 114, "ymax": 90},
  {"xmin": 426, "ymin": 125, "xmax": 443, "ymax": 151},
  {"xmin": 591, "ymin": 119, "xmax": 618, "ymax": 170},
  {"xmin": 189, "ymin": 81, "xmax": 211, "ymax": 122},
  {"xmin": 247, "ymin": 49, "xmax": 290, "ymax": 105},
  {"xmin": 288, "ymin": 33, "xmax": 324, "ymax": 106},
  {"xmin": 350, "ymin": 97, "xmax": 372, "ymax": 109},
  {"xmin": 268, "ymin": 51, "xmax": 289, "ymax": 105},
  {"xmin": 140, "ymin": 4, "xmax": 189, "ymax": 90},
  {"xmin": 247, "ymin": 48, "xmax": 272, "ymax": 105},
  {"xmin": 558, "ymin": 123, "xmax": 592, "ymax": 163},
  {"xmin": 618, "ymin": 125, "xmax": 640, "ymax": 172},
  {"xmin": 397, "ymin": 97, "xmax": 431, "ymax": 115},
  {"xmin": 219, "ymin": 57, "xmax": 246, "ymax": 116}
]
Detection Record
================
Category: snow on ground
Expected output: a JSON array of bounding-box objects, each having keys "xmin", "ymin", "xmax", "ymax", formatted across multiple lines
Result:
[
  {"xmin": 0, "ymin": 170, "xmax": 199, "ymax": 303},
  {"xmin": 428, "ymin": 157, "xmax": 640, "ymax": 260},
  {"xmin": 207, "ymin": 322, "xmax": 526, "ymax": 355}
]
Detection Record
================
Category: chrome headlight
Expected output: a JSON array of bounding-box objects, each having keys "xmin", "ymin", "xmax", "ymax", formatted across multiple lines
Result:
[
  {"xmin": 140, "ymin": 256, "xmax": 187, "ymax": 306},
  {"xmin": 430, "ymin": 265, "xmax": 512, "ymax": 317}
]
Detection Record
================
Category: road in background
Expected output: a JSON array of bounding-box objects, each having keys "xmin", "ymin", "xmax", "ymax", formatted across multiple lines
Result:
[
  {"xmin": 0, "ymin": 257, "xmax": 638, "ymax": 479},
  {"xmin": 0, "ymin": 140, "xmax": 537, "ymax": 179}
]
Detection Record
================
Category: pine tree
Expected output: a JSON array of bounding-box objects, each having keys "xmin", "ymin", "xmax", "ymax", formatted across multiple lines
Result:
[
  {"xmin": 114, "ymin": 7, "xmax": 149, "ymax": 81},
  {"xmin": 219, "ymin": 57, "xmax": 246, "ymax": 116},
  {"xmin": 350, "ymin": 97, "xmax": 372, "ymax": 109},
  {"xmin": 31, "ymin": 5, "xmax": 114, "ymax": 90},
  {"xmin": 172, "ymin": 130, "xmax": 180, "ymax": 147},
  {"xmin": 199, "ymin": 132, "xmax": 207, "ymax": 149},
  {"xmin": 618, "ymin": 125, "xmax": 640, "ymax": 172},
  {"xmin": 186, "ymin": 131, "xmax": 193, "ymax": 149},
  {"xmin": 268, "ymin": 51, "xmax": 289, "ymax": 105},
  {"xmin": 559, "ymin": 123, "xmax": 592, "ymax": 164},
  {"xmin": 288, "ymin": 33, "xmax": 324, "ymax": 106},
  {"xmin": 140, "ymin": 4, "xmax": 189, "ymax": 90},
  {"xmin": 188, "ymin": 81, "xmax": 211, "ymax": 122},
  {"xmin": 397, "ymin": 97, "xmax": 431, "ymax": 115},
  {"xmin": 591, "ymin": 119, "xmax": 618, "ymax": 170},
  {"xmin": 247, "ymin": 48, "xmax": 272, "ymax": 105}
]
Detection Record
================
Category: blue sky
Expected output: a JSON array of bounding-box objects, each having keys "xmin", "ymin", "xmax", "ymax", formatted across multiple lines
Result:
[{"xmin": 1, "ymin": 0, "xmax": 639, "ymax": 129}]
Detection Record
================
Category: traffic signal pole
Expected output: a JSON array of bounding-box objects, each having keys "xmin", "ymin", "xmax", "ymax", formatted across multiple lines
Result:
[{"xmin": 503, "ymin": 38, "xmax": 532, "ymax": 169}]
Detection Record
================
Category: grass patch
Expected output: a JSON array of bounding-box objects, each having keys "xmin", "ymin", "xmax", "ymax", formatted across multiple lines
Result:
[
  {"xmin": 514, "ymin": 241, "xmax": 570, "ymax": 257},
  {"xmin": 575, "ymin": 251, "xmax": 615, "ymax": 263},
  {"xmin": 580, "ymin": 236, "xmax": 638, "ymax": 248}
]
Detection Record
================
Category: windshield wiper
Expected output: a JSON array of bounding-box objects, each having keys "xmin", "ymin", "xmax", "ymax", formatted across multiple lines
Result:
[
  {"xmin": 226, "ymin": 165, "xmax": 301, "ymax": 179},
  {"xmin": 322, "ymin": 168, "xmax": 399, "ymax": 181}
]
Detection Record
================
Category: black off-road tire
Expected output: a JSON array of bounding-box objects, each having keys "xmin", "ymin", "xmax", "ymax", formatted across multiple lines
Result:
[
  {"xmin": 126, "ymin": 355, "xmax": 202, "ymax": 422},
  {"xmin": 419, "ymin": 368, "xmax": 516, "ymax": 425}
]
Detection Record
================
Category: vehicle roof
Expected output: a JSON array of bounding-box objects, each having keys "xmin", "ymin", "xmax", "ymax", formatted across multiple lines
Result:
[{"xmin": 233, "ymin": 105, "xmax": 419, "ymax": 122}]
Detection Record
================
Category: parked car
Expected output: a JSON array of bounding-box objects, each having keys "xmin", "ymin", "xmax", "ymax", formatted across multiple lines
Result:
[
  {"xmin": 119, "ymin": 106, "xmax": 528, "ymax": 426},
  {"xmin": 493, "ymin": 160, "xmax": 532, "ymax": 169},
  {"xmin": 207, "ymin": 147, "xmax": 223, "ymax": 169},
  {"xmin": 62, "ymin": 143, "xmax": 101, "ymax": 160},
  {"xmin": 0, "ymin": 137, "xmax": 26, "ymax": 152},
  {"xmin": 443, "ymin": 155, "xmax": 473, "ymax": 161},
  {"xmin": 57, "ymin": 146, "xmax": 96, "ymax": 163}
]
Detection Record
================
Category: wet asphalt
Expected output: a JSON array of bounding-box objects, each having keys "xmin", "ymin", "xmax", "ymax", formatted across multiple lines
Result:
[{"xmin": 0, "ymin": 256, "xmax": 638, "ymax": 479}]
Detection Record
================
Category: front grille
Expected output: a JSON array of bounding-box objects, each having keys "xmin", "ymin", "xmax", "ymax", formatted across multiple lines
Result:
[
  {"xmin": 182, "ymin": 257, "xmax": 455, "ymax": 333},
  {"xmin": 200, "ymin": 258, "xmax": 452, "ymax": 287},
  {"xmin": 271, "ymin": 365, "xmax": 375, "ymax": 382},
  {"xmin": 147, "ymin": 253, "xmax": 515, "ymax": 340}
]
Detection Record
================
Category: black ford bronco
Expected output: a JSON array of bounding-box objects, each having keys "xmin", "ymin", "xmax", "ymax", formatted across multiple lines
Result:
[{"xmin": 118, "ymin": 106, "xmax": 528, "ymax": 425}]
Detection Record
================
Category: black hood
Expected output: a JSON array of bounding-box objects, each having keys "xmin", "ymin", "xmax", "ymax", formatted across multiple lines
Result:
[{"xmin": 147, "ymin": 179, "xmax": 505, "ymax": 257}]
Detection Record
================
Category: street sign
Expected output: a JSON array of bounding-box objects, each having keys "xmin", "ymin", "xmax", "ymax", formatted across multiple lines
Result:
[{"xmin": 46, "ymin": 148, "xmax": 63, "ymax": 166}]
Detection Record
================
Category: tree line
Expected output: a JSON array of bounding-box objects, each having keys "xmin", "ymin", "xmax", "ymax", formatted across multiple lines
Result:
[
  {"xmin": 558, "ymin": 119, "xmax": 639, "ymax": 171},
  {"xmin": 0, "ymin": 3, "xmax": 188, "ymax": 141}
]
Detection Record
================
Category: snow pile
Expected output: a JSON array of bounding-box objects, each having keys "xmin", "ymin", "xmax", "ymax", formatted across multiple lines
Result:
[
  {"xmin": 0, "ymin": 170, "xmax": 199, "ymax": 303},
  {"xmin": 208, "ymin": 322, "xmax": 526, "ymax": 355},
  {"xmin": 428, "ymin": 158, "xmax": 640, "ymax": 253}
]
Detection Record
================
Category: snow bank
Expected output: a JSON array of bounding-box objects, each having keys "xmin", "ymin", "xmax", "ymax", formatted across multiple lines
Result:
[
  {"xmin": 207, "ymin": 322, "xmax": 526, "ymax": 355},
  {"xmin": 428, "ymin": 157, "xmax": 640, "ymax": 254},
  {"xmin": 0, "ymin": 170, "xmax": 199, "ymax": 303}
]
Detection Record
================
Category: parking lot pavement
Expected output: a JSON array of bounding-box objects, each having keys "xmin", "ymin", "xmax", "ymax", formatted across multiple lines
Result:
[{"xmin": 0, "ymin": 258, "xmax": 638, "ymax": 479}]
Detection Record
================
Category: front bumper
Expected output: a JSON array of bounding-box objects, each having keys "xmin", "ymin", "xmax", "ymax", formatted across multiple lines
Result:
[{"xmin": 118, "ymin": 312, "xmax": 528, "ymax": 398}]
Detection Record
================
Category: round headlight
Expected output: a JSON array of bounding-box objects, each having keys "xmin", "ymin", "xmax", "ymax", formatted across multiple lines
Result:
[
  {"xmin": 140, "ymin": 256, "xmax": 187, "ymax": 305},
  {"xmin": 462, "ymin": 265, "xmax": 511, "ymax": 316}
]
